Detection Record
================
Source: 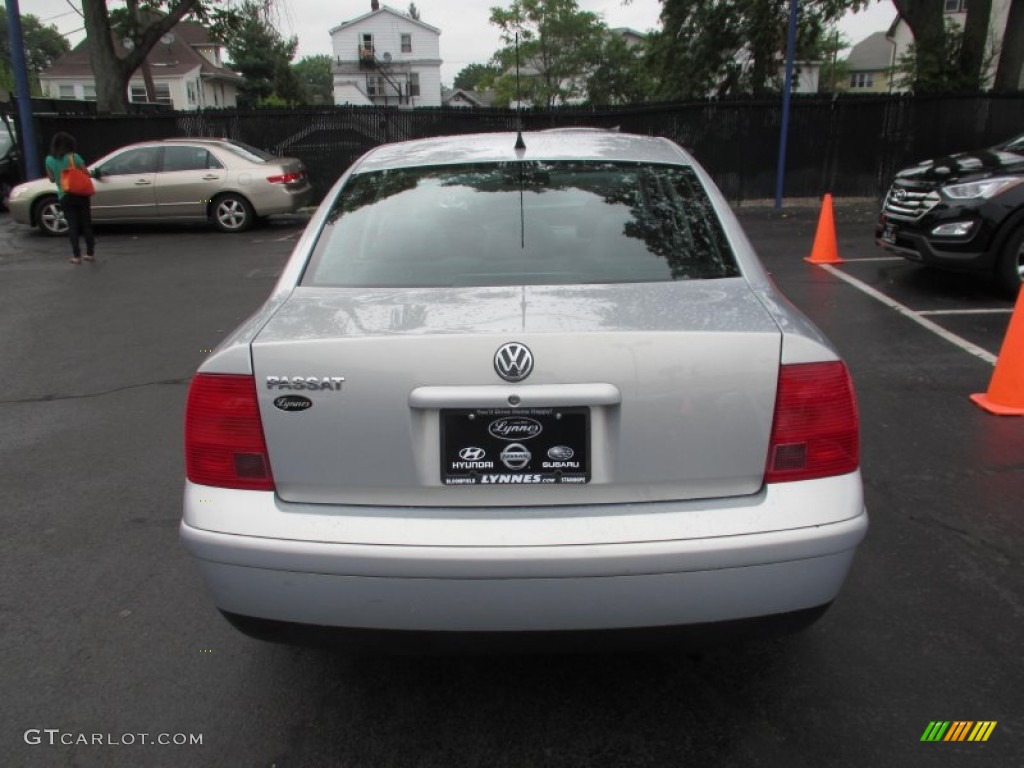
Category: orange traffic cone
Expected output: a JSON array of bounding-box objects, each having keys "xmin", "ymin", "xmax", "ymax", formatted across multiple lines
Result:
[
  {"xmin": 804, "ymin": 193, "xmax": 844, "ymax": 264},
  {"xmin": 971, "ymin": 286, "xmax": 1024, "ymax": 415}
]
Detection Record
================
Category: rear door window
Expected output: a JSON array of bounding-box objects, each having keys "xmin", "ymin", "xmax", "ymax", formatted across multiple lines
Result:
[
  {"xmin": 162, "ymin": 146, "xmax": 223, "ymax": 172},
  {"xmin": 302, "ymin": 161, "xmax": 739, "ymax": 287}
]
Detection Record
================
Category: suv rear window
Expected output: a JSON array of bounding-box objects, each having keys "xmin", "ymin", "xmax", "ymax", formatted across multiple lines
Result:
[{"xmin": 302, "ymin": 161, "xmax": 739, "ymax": 287}]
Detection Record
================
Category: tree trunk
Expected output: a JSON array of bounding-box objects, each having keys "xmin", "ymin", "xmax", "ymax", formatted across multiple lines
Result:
[
  {"xmin": 82, "ymin": 0, "xmax": 201, "ymax": 113},
  {"xmin": 994, "ymin": 0, "xmax": 1024, "ymax": 91},
  {"xmin": 890, "ymin": 0, "xmax": 946, "ymax": 92},
  {"xmin": 83, "ymin": 0, "xmax": 131, "ymax": 112},
  {"xmin": 959, "ymin": 0, "xmax": 992, "ymax": 88},
  {"xmin": 127, "ymin": 0, "xmax": 159, "ymax": 102}
]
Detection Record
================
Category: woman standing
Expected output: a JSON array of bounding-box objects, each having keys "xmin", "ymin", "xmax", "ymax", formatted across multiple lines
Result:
[{"xmin": 44, "ymin": 132, "xmax": 95, "ymax": 265}]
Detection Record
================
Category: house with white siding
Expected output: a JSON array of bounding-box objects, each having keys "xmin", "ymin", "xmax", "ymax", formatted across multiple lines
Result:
[
  {"xmin": 887, "ymin": 0, "xmax": 1023, "ymax": 89},
  {"xmin": 330, "ymin": 2, "xmax": 442, "ymax": 107},
  {"xmin": 39, "ymin": 21, "xmax": 241, "ymax": 110}
]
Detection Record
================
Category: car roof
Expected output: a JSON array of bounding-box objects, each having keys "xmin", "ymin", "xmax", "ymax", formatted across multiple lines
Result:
[{"xmin": 353, "ymin": 131, "xmax": 692, "ymax": 173}]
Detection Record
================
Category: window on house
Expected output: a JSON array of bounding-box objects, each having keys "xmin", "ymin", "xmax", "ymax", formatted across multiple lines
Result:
[
  {"xmin": 186, "ymin": 81, "xmax": 197, "ymax": 104},
  {"xmin": 408, "ymin": 73, "xmax": 420, "ymax": 97},
  {"xmin": 401, "ymin": 33, "xmax": 412, "ymax": 53},
  {"xmin": 83, "ymin": 84, "xmax": 96, "ymax": 100},
  {"xmin": 850, "ymin": 72, "xmax": 874, "ymax": 88},
  {"xmin": 361, "ymin": 33, "xmax": 374, "ymax": 59},
  {"xmin": 58, "ymin": 84, "xmax": 75, "ymax": 99},
  {"xmin": 367, "ymin": 76, "xmax": 386, "ymax": 97},
  {"xmin": 944, "ymin": 0, "xmax": 967, "ymax": 11},
  {"xmin": 154, "ymin": 82, "xmax": 172, "ymax": 104},
  {"xmin": 129, "ymin": 84, "xmax": 148, "ymax": 102}
]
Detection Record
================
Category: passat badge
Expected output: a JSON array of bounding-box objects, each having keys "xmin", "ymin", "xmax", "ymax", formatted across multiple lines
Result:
[{"xmin": 274, "ymin": 395, "xmax": 313, "ymax": 412}]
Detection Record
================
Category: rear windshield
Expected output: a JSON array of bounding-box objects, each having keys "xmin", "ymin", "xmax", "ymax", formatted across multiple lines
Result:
[
  {"xmin": 302, "ymin": 161, "xmax": 739, "ymax": 287},
  {"xmin": 217, "ymin": 140, "xmax": 275, "ymax": 163}
]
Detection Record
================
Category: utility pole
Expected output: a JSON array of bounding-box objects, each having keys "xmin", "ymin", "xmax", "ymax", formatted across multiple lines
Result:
[
  {"xmin": 774, "ymin": 0, "xmax": 799, "ymax": 209},
  {"xmin": 6, "ymin": 0, "xmax": 41, "ymax": 179}
]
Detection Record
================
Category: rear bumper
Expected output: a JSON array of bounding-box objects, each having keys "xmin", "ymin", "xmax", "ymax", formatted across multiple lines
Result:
[
  {"xmin": 252, "ymin": 183, "xmax": 315, "ymax": 216},
  {"xmin": 180, "ymin": 478, "xmax": 867, "ymax": 633}
]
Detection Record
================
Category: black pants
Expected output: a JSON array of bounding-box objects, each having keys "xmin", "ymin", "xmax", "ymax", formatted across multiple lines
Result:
[{"xmin": 61, "ymin": 194, "xmax": 95, "ymax": 258}]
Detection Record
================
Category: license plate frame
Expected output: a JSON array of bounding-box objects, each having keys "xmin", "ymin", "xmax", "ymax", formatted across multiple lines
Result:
[
  {"xmin": 881, "ymin": 223, "xmax": 898, "ymax": 244},
  {"xmin": 441, "ymin": 407, "xmax": 590, "ymax": 486}
]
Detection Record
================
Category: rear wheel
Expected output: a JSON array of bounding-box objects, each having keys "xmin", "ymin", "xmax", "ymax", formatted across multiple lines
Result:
[
  {"xmin": 995, "ymin": 226, "xmax": 1024, "ymax": 298},
  {"xmin": 35, "ymin": 196, "xmax": 68, "ymax": 236},
  {"xmin": 211, "ymin": 193, "xmax": 255, "ymax": 233}
]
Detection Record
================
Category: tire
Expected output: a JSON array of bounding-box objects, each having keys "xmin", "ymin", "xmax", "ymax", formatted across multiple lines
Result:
[
  {"xmin": 995, "ymin": 226, "xmax": 1024, "ymax": 298},
  {"xmin": 35, "ymin": 196, "xmax": 68, "ymax": 236},
  {"xmin": 0, "ymin": 179, "xmax": 11, "ymax": 211},
  {"xmin": 211, "ymin": 193, "xmax": 255, "ymax": 233}
]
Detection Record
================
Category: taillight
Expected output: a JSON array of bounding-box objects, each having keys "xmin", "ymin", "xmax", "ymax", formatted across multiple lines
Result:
[
  {"xmin": 185, "ymin": 374, "xmax": 274, "ymax": 491},
  {"xmin": 765, "ymin": 361, "xmax": 859, "ymax": 483},
  {"xmin": 266, "ymin": 171, "xmax": 304, "ymax": 184}
]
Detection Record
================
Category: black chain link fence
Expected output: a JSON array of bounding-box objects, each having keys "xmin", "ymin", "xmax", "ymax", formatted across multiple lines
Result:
[{"xmin": 11, "ymin": 92, "xmax": 1024, "ymax": 204}]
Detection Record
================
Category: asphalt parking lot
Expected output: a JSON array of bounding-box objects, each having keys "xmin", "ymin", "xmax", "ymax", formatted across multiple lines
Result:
[{"xmin": 0, "ymin": 202, "xmax": 1021, "ymax": 767}]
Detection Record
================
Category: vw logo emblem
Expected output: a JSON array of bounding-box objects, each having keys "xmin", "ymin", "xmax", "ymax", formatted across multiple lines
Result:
[
  {"xmin": 494, "ymin": 342, "xmax": 534, "ymax": 382},
  {"xmin": 458, "ymin": 447, "xmax": 486, "ymax": 461}
]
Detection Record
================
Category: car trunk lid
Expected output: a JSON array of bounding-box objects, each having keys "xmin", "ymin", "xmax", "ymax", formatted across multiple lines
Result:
[{"xmin": 251, "ymin": 280, "xmax": 781, "ymax": 506}]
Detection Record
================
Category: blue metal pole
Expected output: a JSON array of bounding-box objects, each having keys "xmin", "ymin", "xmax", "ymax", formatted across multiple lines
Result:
[
  {"xmin": 774, "ymin": 0, "xmax": 799, "ymax": 209},
  {"xmin": 6, "ymin": 0, "xmax": 42, "ymax": 180}
]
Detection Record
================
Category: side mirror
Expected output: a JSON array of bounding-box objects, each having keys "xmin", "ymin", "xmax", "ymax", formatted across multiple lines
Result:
[{"xmin": 92, "ymin": 167, "xmax": 103, "ymax": 180}]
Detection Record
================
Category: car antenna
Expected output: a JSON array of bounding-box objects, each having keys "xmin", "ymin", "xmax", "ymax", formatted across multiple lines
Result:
[{"xmin": 514, "ymin": 32, "xmax": 526, "ymax": 150}]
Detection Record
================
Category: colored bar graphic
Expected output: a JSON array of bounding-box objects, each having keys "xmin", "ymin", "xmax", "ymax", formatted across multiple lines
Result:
[
  {"xmin": 921, "ymin": 721, "xmax": 996, "ymax": 742},
  {"xmin": 968, "ymin": 722, "xmax": 998, "ymax": 742},
  {"xmin": 944, "ymin": 721, "xmax": 972, "ymax": 741}
]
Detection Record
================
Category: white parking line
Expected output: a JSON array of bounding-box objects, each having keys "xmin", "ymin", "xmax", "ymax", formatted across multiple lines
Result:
[
  {"xmin": 917, "ymin": 308, "xmax": 1014, "ymax": 316},
  {"xmin": 840, "ymin": 256, "xmax": 904, "ymax": 262},
  {"xmin": 819, "ymin": 264, "xmax": 998, "ymax": 365}
]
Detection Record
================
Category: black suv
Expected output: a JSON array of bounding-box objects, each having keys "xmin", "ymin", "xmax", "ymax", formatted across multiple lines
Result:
[{"xmin": 875, "ymin": 133, "xmax": 1024, "ymax": 296}]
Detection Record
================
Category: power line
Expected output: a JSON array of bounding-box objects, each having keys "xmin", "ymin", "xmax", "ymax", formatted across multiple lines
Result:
[{"xmin": 40, "ymin": 10, "xmax": 78, "ymax": 23}]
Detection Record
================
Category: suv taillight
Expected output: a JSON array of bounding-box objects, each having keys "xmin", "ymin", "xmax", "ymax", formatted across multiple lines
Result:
[
  {"xmin": 765, "ymin": 361, "xmax": 859, "ymax": 483},
  {"xmin": 185, "ymin": 374, "xmax": 274, "ymax": 491}
]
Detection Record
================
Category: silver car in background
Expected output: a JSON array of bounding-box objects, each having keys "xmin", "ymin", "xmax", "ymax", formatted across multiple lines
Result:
[
  {"xmin": 8, "ymin": 137, "xmax": 313, "ymax": 235},
  {"xmin": 181, "ymin": 130, "xmax": 867, "ymax": 648}
]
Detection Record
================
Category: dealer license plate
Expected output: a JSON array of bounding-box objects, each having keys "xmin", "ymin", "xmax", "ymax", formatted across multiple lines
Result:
[
  {"xmin": 881, "ymin": 223, "xmax": 898, "ymax": 244},
  {"xmin": 441, "ymin": 407, "xmax": 590, "ymax": 485}
]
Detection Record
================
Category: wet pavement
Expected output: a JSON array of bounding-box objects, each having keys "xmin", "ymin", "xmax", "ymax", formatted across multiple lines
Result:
[{"xmin": 0, "ymin": 203, "xmax": 1020, "ymax": 767}]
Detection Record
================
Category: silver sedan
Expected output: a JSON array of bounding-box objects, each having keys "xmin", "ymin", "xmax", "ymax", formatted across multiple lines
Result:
[
  {"xmin": 181, "ymin": 130, "xmax": 868, "ymax": 648},
  {"xmin": 8, "ymin": 137, "xmax": 313, "ymax": 235}
]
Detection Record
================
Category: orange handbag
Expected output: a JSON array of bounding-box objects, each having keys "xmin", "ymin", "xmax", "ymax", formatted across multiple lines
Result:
[{"xmin": 61, "ymin": 154, "xmax": 95, "ymax": 197}]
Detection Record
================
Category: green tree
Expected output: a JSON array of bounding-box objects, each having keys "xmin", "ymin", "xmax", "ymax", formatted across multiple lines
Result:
[
  {"xmin": 0, "ymin": 8, "xmax": 71, "ymax": 76},
  {"xmin": 890, "ymin": 0, "xmax": 995, "ymax": 92},
  {"xmin": 292, "ymin": 54, "xmax": 333, "ymax": 104},
  {"xmin": 489, "ymin": 0, "xmax": 606, "ymax": 107},
  {"xmin": 816, "ymin": 28, "xmax": 850, "ymax": 93},
  {"xmin": 0, "ymin": 8, "xmax": 70, "ymax": 97},
  {"xmin": 221, "ymin": 0, "xmax": 298, "ymax": 107},
  {"xmin": 585, "ymin": 33, "xmax": 652, "ymax": 105},
  {"xmin": 892, "ymin": 16, "xmax": 998, "ymax": 92},
  {"xmin": 646, "ymin": 0, "xmax": 866, "ymax": 99},
  {"xmin": 453, "ymin": 62, "xmax": 501, "ymax": 90}
]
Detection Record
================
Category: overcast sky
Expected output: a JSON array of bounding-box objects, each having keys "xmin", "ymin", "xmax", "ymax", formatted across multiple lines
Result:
[{"xmin": 32, "ymin": 0, "xmax": 899, "ymax": 87}]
